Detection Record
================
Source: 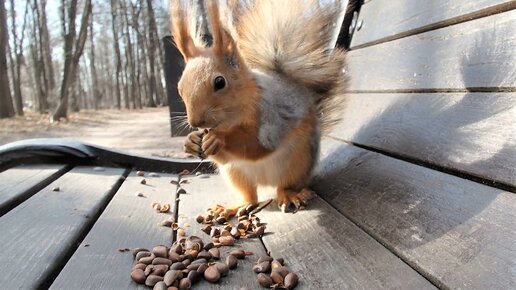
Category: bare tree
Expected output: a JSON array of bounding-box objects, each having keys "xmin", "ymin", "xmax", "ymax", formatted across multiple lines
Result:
[
  {"xmin": 40, "ymin": 0, "xmax": 55, "ymax": 91},
  {"xmin": 145, "ymin": 0, "xmax": 159, "ymax": 107},
  {"xmin": 2, "ymin": 0, "xmax": 170, "ymax": 117},
  {"xmin": 110, "ymin": 0, "xmax": 122, "ymax": 109},
  {"xmin": 28, "ymin": 0, "xmax": 52, "ymax": 113},
  {"xmin": 52, "ymin": 0, "xmax": 92, "ymax": 121},
  {"xmin": 8, "ymin": 0, "xmax": 29, "ymax": 116},
  {"xmin": 120, "ymin": 0, "xmax": 136, "ymax": 109},
  {"xmin": 0, "ymin": 0, "xmax": 14, "ymax": 118},
  {"xmin": 88, "ymin": 13, "xmax": 100, "ymax": 110}
]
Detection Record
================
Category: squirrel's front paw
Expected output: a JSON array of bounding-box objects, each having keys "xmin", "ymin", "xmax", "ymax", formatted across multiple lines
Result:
[
  {"xmin": 201, "ymin": 131, "xmax": 225, "ymax": 157},
  {"xmin": 184, "ymin": 130, "xmax": 204, "ymax": 157}
]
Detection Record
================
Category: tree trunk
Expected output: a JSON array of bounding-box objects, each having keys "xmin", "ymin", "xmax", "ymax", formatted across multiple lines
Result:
[
  {"xmin": 110, "ymin": 0, "xmax": 121, "ymax": 109},
  {"xmin": 145, "ymin": 0, "xmax": 158, "ymax": 107},
  {"xmin": 40, "ymin": 0, "xmax": 55, "ymax": 91},
  {"xmin": 29, "ymin": 0, "xmax": 48, "ymax": 113},
  {"xmin": 33, "ymin": 0, "xmax": 50, "ymax": 107},
  {"xmin": 8, "ymin": 0, "xmax": 28, "ymax": 116},
  {"xmin": 122, "ymin": 0, "xmax": 136, "ymax": 109},
  {"xmin": 139, "ymin": 27, "xmax": 150, "ymax": 106},
  {"xmin": 0, "ymin": 0, "xmax": 14, "ymax": 118},
  {"xmin": 88, "ymin": 15, "xmax": 100, "ymax": 110},
  {"xmin": 52, "ymin": 0, "xmax": 92, "ymax": 122},
  {"xmin": 29, "ymin": 42, "xmax": 47, "ymax": 113}
]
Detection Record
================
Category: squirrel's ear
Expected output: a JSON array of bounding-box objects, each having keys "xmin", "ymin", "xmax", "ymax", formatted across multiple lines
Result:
[
  {"xmin": 207, "ymin": 1, "xmax": 242, "ymax": 67},
  {"xmin": 170, "ymin": 1, "xmax": 199, "ymax": 61}
]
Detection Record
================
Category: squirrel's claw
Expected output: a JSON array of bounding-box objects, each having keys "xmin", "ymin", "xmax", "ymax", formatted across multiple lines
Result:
[
  {"xmin": 202, "ymin": 131, "xmax": 224, "ymax": 157},
  {"xmin": 277, "ymin": 188, "xmax": 314, "ymax": 213},
  {"xmin": 184, "ymin": 130, "xmax": 204, "ymax": 157}
]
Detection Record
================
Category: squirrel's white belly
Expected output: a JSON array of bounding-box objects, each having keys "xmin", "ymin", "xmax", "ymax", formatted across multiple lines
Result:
[{"xmin": 220, "ymin": 142, "xmax": 293, "ymax": 187}]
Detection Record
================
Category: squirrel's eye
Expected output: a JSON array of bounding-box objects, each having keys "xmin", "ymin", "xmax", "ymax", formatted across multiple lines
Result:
[{"xmin": 214, "ymin": 76, "xmax": 226, "ymax": 91}]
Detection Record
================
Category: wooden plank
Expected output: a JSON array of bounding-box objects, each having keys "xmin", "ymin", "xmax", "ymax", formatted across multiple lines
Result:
[
  {"xmin": 347, "ymin": 9, "xmax": 516, "ymax": 91},
  {"xmin": 258, "ymin": 194, "xmax": 436, "ymax": 289},
  {"xmin": 350, "ymin": 0, "xmax": 515, "ymax": 48},
  {"xmin": 177, "ymin": 174, "xmax": 271, "ymax": 289},
  {"xmin": 50, "ymin": 172, "xmax": 178, "ymax": 290},
  {"xmin": 330, "ymin": 93, "xmax": 516, "ymax": 188},
  {"xmin": 180, "ymin": 175, "xmax": 434, "ymax": 289},
  {"xmin": 0, "ymin": 164, "xmax": 69, "ymax": 216},
  {"xmin": 0, "ymin": 166, "xmax": 126, "ymax": 289},
  {"xmin": 313, "ymin": 139, "xmax": 516, "ymax": 289}
]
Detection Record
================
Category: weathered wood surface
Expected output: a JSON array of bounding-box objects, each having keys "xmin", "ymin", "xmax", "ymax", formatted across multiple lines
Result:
[
  {"xmin": 0, "ymin": 166, "xmax": 126, "ymax": 289},
  {"xmin": 180, "ymin": 175, "xmax": 434, "ymax": 289},
  {"xmin": 351, "ymin": 0, "xmax": 516, "ymax": 48},
  {"xmin": 330, "ymin": 93, "xmax": 516, "ymax": 187},
  {"xmin": 50, "ymin": 172, "xmax": 178, "ymax": 290},
  {"xmin": 177, "ymin": 174, "xmax": 270, "ymax": 289},
  {"xmin": 313, "ymin": 139, "xmax": 516, "ymax": 289},
  {"xmin": 0, "ymin": 164, "xmax": 68, "ymax": 216},
  {"xmin": 258, "ymin": 194, "xmax": 436, "ymax": 289},
  {"xmin": 347, "ymin": 9, "xmax": 516, "ymax": 91}
]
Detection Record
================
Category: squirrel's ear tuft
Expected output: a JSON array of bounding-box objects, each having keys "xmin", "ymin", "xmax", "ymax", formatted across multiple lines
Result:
[
  {"xmin": 170, "ymin": 1, "xmax": 199, "ymax": 61},
  {"xmin": 207, "ymin": 1, "xmax": 242, "ymax": 68}
]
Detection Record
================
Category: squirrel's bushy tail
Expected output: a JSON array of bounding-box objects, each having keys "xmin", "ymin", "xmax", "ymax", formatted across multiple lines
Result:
[{"xmin": 233, "ymin": 0, "xmax": 348, "ymax": 132}]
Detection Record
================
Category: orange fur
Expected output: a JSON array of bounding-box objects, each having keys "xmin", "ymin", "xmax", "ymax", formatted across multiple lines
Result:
[{"xmin": 170, "ymin": 1, "xmax": 345, "ymax": 212}]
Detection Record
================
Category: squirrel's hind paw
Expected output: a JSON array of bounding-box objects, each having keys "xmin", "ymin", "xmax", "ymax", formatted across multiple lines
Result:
[{"xmin": 277, "ymin": 188, "xmax": 314, "ymax": 213}]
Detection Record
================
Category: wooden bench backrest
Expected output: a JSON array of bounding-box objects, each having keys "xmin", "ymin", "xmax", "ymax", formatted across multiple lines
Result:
[{"xmin": 334, "ymin": 0, "xmax": 516, "ymax": 189}]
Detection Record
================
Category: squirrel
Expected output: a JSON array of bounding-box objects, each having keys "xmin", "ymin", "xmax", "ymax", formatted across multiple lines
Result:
[{"xmin": 170, "ymin": 0, "xmax": 347, "ymax": 214}]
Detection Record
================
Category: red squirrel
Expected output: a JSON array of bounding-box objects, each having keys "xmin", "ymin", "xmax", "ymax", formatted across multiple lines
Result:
[{"xmin": 170, "ymin": 1, "xmax": 347, "ymax": 215}]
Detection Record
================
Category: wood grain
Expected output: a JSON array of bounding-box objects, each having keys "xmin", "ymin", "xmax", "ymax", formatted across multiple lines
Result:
[
  {"xmin": 347, "ymin": 9, "xmax": 516, "ymax": 91},
  {"xmin": 179, "ymin": 175, "xmax": 434, "ymax": 289},
  {"xmin": 0, "ymin": 164, "xmax": 69, "ymax": 216},
  {"xmin": 350, "ymin": 0, "xmax": 515, "ymax": 48},
  {"xmin": 313, "ymin": 139, "xmax": 516, "ymax": 289},
  {"xmin": 176, "ymin": 174, "xmax": 270, "ymax": 289},
  {"xmin": 0, "ymin": 166, "xmax": 125, "ymax": 289},
  {"xmin": 330, "ymin": 93, "xmax": 516, "ymax": 187},
  {"xmin": 258, "ymin": 194, "xmax": 436, "ymax": 289},
  {"xmin": 50, "ymin": 171, "xmax": 178, "ymax": 290}
]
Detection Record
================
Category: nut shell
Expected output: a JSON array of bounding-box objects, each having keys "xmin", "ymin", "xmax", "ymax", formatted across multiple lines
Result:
[
  {"xmin": 178, "ymin": 278, "xmax": 191, "ymax": 290},
  {"xmin": 284, "ymin": 272, "xmax": 299, "ymax": 289},
  {"xmin": 229, "ymin": 249, "xmax": 246, "ymax": 259},
  {"xmin": 204, "ymin": 265, "xmax": 221, "ymax": 283},
  {"xmin": 187, "ymin": 270, "xmax": 201, "ymax": 284},
  {"xmin": 145, "ymin": 275, "xmax": 164, "ymax": 287},
  {"xmin": 170, "ymin": 262, "xmax": 186, "ymax": 270},
  {"xmin": 208, "ymin": 248, "xmax": 220, "ymax": 259},
  {"xmin": 152, "ymin": 245, "xmax": 168, "ymax": 258},
  {"xmin": 256, "ymin": 273, "xmax": 273, "ymax": 288},
  {"xmin": 132, "ymin": 247, "xmax": 149, "ymax": 257},
  {"xmin": 153, "ymin": 281, "xmax": 167, "ymax": 290},
  {"xmin": 135, "ymin": 251, "xmax": 151, "ymax": 261},
  {"xmin": 257, "ymin": 255, "xmax": 273, "ymax": 263},
  {"xmin": 252, "ymin": 261, "xmax": 270, "ymax": 273},
  {"xmin": 219, "ymin": 236, "xmax": 235, "ymax": 246},
  {"xmin": 215, "ymin": 262, "xmax": 229, "ymax": 277},
  {"xmin": 130, "ymin": 269, "xmax": 146, "ymax": 284},
  {"xmin": 226, "ymin": 254, "xmax": 238, "ymax": 269},
  {"xmin": 164, "ymin": 270, "xmax": 183, "ymax": 286},
  {"xmin": 270, "ymin": 271, "xmax": 284, "ymax": 284},
  {"xmin": 153, "ymin": 257, "xmax": 173, "ymax": 266}
]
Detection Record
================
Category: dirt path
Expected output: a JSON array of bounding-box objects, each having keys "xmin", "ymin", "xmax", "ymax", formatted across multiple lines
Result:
[{"xmin": 0, "ymin": 107, "xmax": 191, "ymax": 158}]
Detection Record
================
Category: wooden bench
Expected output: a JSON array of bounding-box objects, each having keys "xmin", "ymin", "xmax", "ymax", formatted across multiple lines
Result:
[{"xmin": 1, "ymin": 0, "xmax": 515, "ymax": 289}]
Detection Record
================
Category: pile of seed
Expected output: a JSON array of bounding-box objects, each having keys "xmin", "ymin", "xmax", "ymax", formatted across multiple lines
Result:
[
  {"xmin": 253, "ymin": 255, "xmax": 299, "ymax": 289},
  {"xmin": 196, "ymin": 201, "xmax": 272, "ymax": 240},
  {"xmin": 130, "ymin": 235, "xmax": 250, "ymax": 289}
]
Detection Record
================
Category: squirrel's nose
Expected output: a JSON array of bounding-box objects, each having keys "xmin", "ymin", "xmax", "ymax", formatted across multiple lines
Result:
[{"xmin": 190, "ymin": 119, "xmax": 206, "ymax": 128}]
